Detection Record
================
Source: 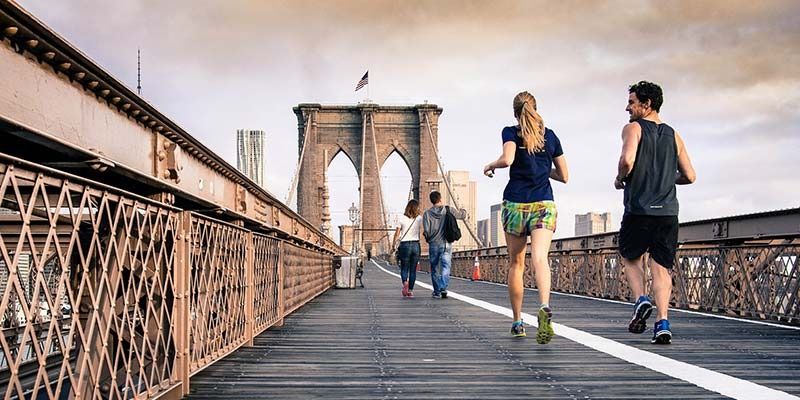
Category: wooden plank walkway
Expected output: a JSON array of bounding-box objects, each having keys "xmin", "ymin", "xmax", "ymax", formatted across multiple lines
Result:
[{"xmin": 189, "ymin": 260, "xmax": 800, "ymax": 399}]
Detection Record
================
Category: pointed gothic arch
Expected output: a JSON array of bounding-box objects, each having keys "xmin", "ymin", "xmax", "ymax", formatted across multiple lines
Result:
[{"xmin": 293, "ymin": 103, "xmax": 442, "ymax": 255}]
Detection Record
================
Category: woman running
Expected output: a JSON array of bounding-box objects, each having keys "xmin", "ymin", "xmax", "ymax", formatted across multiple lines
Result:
[{"xmin": 483, "ymin": 91, "xmax": 569, "ymax": 343}]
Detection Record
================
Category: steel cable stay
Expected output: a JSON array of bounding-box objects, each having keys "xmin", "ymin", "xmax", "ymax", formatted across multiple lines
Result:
[
  {"xmin": 370, "ymin": 113, "xmax": 392, "ymax": 253},
  {"xmin": 285, "ymin": 113, "xmax": 311, "ymax": 208},
  {"xmin": 423, "ymin": 112, "xmax": 484, "ymax": 248}
]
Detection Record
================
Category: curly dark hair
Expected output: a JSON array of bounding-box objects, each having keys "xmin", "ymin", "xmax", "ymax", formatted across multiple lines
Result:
[{"xmin": 629, "ymin": 81, "xmax": 663, "ymax": 112}]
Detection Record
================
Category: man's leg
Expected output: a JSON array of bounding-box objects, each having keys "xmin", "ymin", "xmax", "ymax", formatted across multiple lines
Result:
[
  {"xmin": 439, "ymin": 244, "xmax": 452, "ymax": 297},
  {"xmin": 650, "ymin": 260, "xmax": 672, "ymax": 321},
  {"xmin": 619, "ymin": 214, "xmax": 654, "ymax": 334},
  {"xmin": 429, "ymin": 245, "xmax": 442, "ymax": 296},
  {"xmin": 649, "ymin": 216, "xmax": 678, "ymax": 344},
  {"xmin": 622, "ymin": 255, "xmax": 646, "ymax": 300}
]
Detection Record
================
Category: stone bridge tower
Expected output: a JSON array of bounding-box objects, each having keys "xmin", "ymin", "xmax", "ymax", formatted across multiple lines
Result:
[{"xmin": 293, "ymin": 103, "xmax": 442, "ymax": 254}]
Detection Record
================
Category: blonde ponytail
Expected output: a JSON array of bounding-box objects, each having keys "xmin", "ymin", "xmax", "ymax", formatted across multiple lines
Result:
[{"xmin": 513, "ymin": 91, "xmax": 545, "ymax": 154}]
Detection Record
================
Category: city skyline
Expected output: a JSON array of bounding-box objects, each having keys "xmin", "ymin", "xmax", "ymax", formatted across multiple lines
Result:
[{"xmin": 16, "ymin": 0, "xmax": 799, "ymax": 239}]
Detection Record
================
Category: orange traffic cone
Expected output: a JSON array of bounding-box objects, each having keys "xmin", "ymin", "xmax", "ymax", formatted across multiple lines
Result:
[{"xmin": 471, "ymin": 256, "xmax": 481, "ymax": 281}]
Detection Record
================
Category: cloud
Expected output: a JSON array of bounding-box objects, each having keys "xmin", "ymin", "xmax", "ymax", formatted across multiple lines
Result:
[{"xmin": 14, "ymin": 0, "xmax": 800, "ymax": 239}]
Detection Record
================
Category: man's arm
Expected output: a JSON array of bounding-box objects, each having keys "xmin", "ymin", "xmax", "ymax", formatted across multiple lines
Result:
[
  {"xmin": 675, "ymin": 132, "xmax": 696, "ymax": 185},
  {"xmin": 422, "ymin": 212, "xmax": 430, "ymax": 242},
  {"xmin": 615, "ymin": 122, "xmax": 641, "ymax": 189}
]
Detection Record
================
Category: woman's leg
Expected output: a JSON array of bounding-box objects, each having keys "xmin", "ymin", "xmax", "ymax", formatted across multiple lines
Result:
[
  {"xmin": 408, "ymin": 243, "xmax": 420, "ymax": 291},
  {"xmin": 530, "ymin": 227, "xmax": 555, "ymax": 344},
  {"xmin": 398, "ymin": 244, "xmax": 410, "ymax": 287},
  {"xmin": 529, "ymin": 228, "xmax": 554, "ymax": 306},
  {"xmin": 506, "ymin": 232, "xmax": 528, "ymax": 322}
]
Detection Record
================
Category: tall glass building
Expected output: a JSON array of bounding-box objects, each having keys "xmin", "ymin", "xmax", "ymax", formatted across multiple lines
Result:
[{"xmin": 236, "ymin": 129, "xmax": 265, "ymax": 187}]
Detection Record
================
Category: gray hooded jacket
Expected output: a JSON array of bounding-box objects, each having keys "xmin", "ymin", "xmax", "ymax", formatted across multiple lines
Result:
[{"xmin": 423, "ymin": 205, "xmax": 466, "ymax": 246}]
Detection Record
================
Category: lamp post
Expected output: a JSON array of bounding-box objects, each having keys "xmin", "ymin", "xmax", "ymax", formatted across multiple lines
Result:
[{"xmin": 348, "ymin": 202, "xmax": 360, "ymax": 255}]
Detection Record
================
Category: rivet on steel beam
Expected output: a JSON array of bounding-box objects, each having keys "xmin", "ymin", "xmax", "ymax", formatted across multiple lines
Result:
[
  {"xmin": 3, "ymin": 27, "xmax": 18, "ymax": 36},
  {"xmin": 148, "ymin": 120, "xmax": 157, "ymax": 126},
  {"xmin": 43, "ymin": 51, "xmax": 55, "ymax": 59},
  {"xmin": 122, "ymin": 103, "xmax": 131, "ymax": 110},
  {"xmin": 131, "ymin": 110, "xmax": 140, "ymax": 116},
  {"xmin": 25, "ymin": 39, "xmax": 39, "ymax": 48},
  {"xmin": 99, "ymin": 89, "xmax": 110, "ymax": 97},
  {"xmin": 141, "ymin": 115, "xmax": 149, "ymax": 121},
  {"xmin": 155, "ymin": 126, "xmax": 164, "ymax": 131},
  {"xmin": 73, "ymin": 72, "xmax": 85, "ymax": 80},
  {"xmin": 87, "ymin": 81, "xmax": 99, "ymax": 89},
  {"xmin": 110, "ymin": 96, "xmax": 121, "ymax": 103},
  {"xmin": 59, "ymin": 62, "xmax": 71, "ymax": 70},
  {"xmin": 163, "ymin": 170, "xmax": 171, "ymax": 179}
]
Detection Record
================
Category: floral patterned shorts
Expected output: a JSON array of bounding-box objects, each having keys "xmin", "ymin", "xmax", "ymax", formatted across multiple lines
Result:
[{"xmin": 502, "ymin": 200, "xmax": 557, "ymax": 236}]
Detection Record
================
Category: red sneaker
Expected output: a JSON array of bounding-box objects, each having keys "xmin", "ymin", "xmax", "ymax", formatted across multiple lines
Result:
[
  {"xmin": 402, "ymin": 281, "xmax": 409, "ymax": 297},
  {"xmin": 407, "ymin": 291, "xmax": 414, "ymax": 298}
]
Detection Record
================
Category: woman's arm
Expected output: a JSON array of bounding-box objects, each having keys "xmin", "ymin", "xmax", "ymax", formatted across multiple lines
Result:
[
  {"xmin": 392, "ymin": 226, "xmax": 401, "ymax": 249},
  {"xmin": 550, "ymin": 155, "xmax": 569, "ymax": 183},
  {"xmin": 483, "ymin": 141, "xmax": 516, "ymax": 177}
]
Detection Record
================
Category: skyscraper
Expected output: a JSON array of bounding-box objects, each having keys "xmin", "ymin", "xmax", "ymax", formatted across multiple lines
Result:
[
  {"xmin": 442, "ymin": 171, "xmax": 478, "ymax": 251},
  {"xmin": 477, "ymin": 218, "xmax": 489, "ymax": 248},
  {"xmin": 489, "ymin": 203, "xmax": 506, "ymax": 248},
  {"xmin": 236, "ymin": 129, "xmax": 265, "ymax": 187},
  {"xmin": 575, "ymin": 212, "xmax": 613, "ymax": 236}
]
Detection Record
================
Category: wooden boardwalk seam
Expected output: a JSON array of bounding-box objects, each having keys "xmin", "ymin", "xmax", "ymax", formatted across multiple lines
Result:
[{"xmin": 189, "ymin": 261, "xmax": 800, "ymax": 399}]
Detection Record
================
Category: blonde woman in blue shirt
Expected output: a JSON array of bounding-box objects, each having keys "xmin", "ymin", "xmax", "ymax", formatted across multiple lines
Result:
[{"xmin": 483, "ymin": 91, "xmax": 569, "ymax": 344}]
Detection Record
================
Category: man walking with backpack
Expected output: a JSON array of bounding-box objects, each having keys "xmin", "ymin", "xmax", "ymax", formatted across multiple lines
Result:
[{"xmin": 423, "ymin": 190, "xmax": 463, "ymax": 299}]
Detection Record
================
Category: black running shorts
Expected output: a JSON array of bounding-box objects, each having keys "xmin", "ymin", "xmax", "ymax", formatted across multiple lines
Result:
[{"xmin": 618, "ymin": 214, "xmax": 679, "ymax": 269}]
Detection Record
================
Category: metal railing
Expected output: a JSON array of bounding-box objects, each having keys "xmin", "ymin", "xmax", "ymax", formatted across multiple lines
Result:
[
  {"xmin": 0, "ymin": 157, "xmax": 336, "ymax": 399},
  {"xmin": 420, "ymin": 238, "xmax": 799, "ymax": 325}
]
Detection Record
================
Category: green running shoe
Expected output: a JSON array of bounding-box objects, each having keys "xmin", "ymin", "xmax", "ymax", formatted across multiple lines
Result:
[{"xmin": 536, "ymin": 306, "xmax": 554, "ymax": 344}]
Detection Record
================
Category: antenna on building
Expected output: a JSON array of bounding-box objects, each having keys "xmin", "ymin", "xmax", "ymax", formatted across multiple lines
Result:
[{"xmin": 137, "ymin": 48, "xmax": 142, "ymax": 96}]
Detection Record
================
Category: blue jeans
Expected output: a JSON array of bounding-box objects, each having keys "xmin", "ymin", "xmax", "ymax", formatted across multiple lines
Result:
[
  {"xmin": 398, "ymin": 241, "xmax": 420, "ymax": 290},
  {"xmin": 428, "ymin": 243, "xmax": 452, "ymax": 294}
]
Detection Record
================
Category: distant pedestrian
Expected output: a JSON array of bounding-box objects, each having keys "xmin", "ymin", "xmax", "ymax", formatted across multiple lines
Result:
[
  {"xmin": 393, "ymin": 199, "xmax": 422, "ymax": 298},
  {"xmin": 483, "ymin": 91, "xmax": 568, "ymax": 344},
  {"xmin": 422, "ymin": 191, "xmax": 464, "ymax": 299},
  {"xmin": 615, "ymin": 81, "xmax": 696, "ymax": 344}
]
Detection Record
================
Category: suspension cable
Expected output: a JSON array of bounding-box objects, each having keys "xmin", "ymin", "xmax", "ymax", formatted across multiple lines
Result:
[
  {"xmin": 370, "ymin": 114, "xmax": 392, "ymax": 253},
  {"xmin": 423, "ymin": 112, "xmax": 484, "ymax": 248},
  {"xmin": 286, "ymin": 114, "xmax": 311, "ymax": 208}
]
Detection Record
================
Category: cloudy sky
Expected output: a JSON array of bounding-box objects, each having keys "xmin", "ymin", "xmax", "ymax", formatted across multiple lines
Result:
[{"xmin": 16, "ymin": 0, "xmax": 799, "ymax": 240}]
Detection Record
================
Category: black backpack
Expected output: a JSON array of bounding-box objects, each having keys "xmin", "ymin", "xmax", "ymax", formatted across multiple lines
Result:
[{"xmin": 443, "ymin": 206, "xmax": 462, "ymax": 243}]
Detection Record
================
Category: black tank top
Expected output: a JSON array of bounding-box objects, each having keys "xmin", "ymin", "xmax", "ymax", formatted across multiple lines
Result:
[{"xmin": 623, "ymin": 119, "xmax": 679, "ymax": 216}]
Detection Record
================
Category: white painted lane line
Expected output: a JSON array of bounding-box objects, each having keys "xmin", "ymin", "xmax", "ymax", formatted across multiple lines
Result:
[
  {"xmin": 448, "ymin": 270, "xmax": 800, "ymax": 331},
  {"xmin": 372, "ymin": 260, "xmax": 799, "ymax": 400}
]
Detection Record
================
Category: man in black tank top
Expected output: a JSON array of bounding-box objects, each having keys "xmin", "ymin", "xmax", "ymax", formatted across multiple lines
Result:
[{"xmin": 614, "ymin": 81, "xmax": 696, "ymax": 344}]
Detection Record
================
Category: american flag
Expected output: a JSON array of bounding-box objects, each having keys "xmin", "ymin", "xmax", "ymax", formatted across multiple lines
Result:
[{"xmin": 355, "ymin": 71, "xmax": 368, "ymax": 91}]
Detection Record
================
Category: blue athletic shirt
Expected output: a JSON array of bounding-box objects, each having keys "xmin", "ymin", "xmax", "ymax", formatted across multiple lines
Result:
[{"xmin": 501, "ymin": 126, "xmax": 564, "ymax": 203}]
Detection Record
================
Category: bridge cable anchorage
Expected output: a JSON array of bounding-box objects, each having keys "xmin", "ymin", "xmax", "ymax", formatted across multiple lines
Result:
[
  {"xmin": 423, "ymin": 112, "xmax": 484, "ymax": 248},
  {"xmin": 286, "ymin": 113, "xmax": 312, "ymax": 208},
  {"xmin": 370, "ymin": 113, "xmax": 392, "ymax": 253}
]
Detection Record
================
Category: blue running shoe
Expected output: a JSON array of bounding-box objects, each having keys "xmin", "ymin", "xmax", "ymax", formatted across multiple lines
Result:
[
  {"xmin": 628, "ymin": 295, "xmax": 654, "ymax": 334},
  {"xmin": 651, "ymin": 319, "xmax": 672, "ymax": 344},
  {"xmin": 510, "ymin": 320, "xmax": 526, "ymax": 337}
]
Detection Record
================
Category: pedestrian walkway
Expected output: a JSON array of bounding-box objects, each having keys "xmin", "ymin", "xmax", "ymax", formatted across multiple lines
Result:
[{"xmin": 189, "ymin": 260, "xmax": 800, "ymax": 399}]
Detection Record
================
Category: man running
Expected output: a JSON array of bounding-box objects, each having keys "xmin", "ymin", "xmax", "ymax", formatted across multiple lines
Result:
[{"xmin": 615, "ymin": 81, "xmax": 696, "ymax": 344}]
